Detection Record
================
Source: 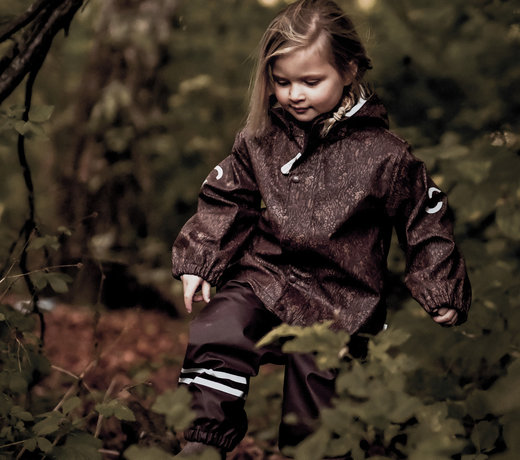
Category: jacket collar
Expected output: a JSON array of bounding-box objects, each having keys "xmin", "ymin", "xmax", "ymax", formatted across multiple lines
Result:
[{"xmin": 268, "ymin": 92, "xmax": 389, "ymax": 143}]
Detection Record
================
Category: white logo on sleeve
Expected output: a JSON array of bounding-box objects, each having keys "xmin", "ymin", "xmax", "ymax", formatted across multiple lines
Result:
[
  {"xmin": 214, "ymin": 165, "xmax": 223, "ymax": 180},
  {"xmin": 203, "ymin": 165, "xmax": 224, "ymax": 185},
  {"xmin": 425, "ymin": 187, "xmax": 443, "ymax": 214}
]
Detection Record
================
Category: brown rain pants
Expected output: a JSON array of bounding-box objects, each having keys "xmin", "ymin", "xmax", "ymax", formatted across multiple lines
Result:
[{"xmin": 179, "ymin": 280, "xmax": 365, "ymax": 457}]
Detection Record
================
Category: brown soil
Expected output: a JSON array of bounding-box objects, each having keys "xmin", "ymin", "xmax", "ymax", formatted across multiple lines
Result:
[{"xmin": 36, "ymin": 303, "xmax": 289, "ymax": 459}]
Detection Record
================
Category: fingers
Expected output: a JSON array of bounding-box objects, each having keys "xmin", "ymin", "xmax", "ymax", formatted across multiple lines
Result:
[
  {"xmin": 181, "ymin": 275, "xmax": 199, "ymax": 313},
  {"xmin": 180, "ymin": 275, "xmax": 212, "ymax": 314},
  {"xmin": 202, "ymin": 281, "xmax": 211, "ymax": 303},
  {"xmin": 432, "ymin": 307, "xmax": 459, "ymax": 326}
]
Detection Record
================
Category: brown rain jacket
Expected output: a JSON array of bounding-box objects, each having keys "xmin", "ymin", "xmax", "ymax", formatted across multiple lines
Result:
[{"xmin": 171, "ymin": 95, "xmax": 471, "ymax": 333}]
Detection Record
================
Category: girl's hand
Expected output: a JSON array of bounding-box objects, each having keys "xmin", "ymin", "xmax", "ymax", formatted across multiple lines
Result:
[
  {"xmin": 432, "ymin": 306, "xmax": 458, "ymax": 326},
  {"xmin": 181, "ymin": 274, "xmax": 211, "ymax": 313}
]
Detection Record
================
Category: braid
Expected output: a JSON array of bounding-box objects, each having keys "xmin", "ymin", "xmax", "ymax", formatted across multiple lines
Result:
[{"xmin": 320, "ymin": 90, "xmax": 357, "ymax": 137}]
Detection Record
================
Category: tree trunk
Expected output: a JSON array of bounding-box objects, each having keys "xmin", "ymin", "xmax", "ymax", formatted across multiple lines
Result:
[{"xmin": 55, "ymin": 0, "xmax": 181, "ymax": 306}]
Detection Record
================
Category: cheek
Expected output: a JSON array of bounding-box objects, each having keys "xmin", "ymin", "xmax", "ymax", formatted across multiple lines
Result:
[
  {"xmin": 273, "ymin": 87, "xmax": 287, "ymax": 103},
  {"xmin": 318, "ymin": 83, "xmax": 344, "ymax": 108}
]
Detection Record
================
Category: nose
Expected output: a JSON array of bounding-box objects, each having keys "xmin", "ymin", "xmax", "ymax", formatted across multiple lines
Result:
[{"xmin": 289, "ymin": 84, "xmax": 305, "ymax": 102}]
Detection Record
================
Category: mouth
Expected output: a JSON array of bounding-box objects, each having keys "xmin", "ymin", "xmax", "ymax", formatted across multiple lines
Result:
[{"xmin": 291, "ymin": 106, "xmax": 310, "ymax": 115}]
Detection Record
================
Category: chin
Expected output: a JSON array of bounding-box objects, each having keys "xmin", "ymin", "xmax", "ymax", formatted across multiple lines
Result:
[{"xmin": 292, "ymin": 112, "xmax": 316, "ymax": 122}]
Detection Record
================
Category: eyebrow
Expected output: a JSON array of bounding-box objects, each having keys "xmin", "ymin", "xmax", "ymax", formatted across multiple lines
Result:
[{"xmin": 272, "ymin": 73, "xmax": 323, "ymax": 81}]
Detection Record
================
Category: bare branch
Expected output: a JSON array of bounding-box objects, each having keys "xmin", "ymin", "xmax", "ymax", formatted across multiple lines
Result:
[
  {"xmin": 0, "ymin": 0, "xmax": 52, "ymax": 43},
  {"xmin": 0, "ymin": 0, "xmax": 84, "ymax": 105}
]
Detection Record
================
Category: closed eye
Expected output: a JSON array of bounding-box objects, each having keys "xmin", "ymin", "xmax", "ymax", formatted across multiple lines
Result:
[
  {"xmin": 274, "ymin": 78, "xmax": 289, "ymax": 87},
  {"xmin": 305, "ymin": 80, "xmax": 320, "ymax": 86}
]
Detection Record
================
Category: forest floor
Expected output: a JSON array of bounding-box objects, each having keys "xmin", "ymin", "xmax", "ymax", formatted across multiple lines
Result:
[{"xmin": 34, "ymin": 302, "xmax": 288, "ymax": 460}]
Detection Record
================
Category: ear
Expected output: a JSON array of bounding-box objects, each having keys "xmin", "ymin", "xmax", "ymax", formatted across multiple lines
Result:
[{"xmin": 343, "ymin": 60, "xmax": 358, "ymax": 86}]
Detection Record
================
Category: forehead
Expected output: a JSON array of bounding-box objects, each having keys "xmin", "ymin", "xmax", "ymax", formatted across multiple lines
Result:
[{"xmin": 272, "ymin": 41, "xmax": 336, "ymax": 76}]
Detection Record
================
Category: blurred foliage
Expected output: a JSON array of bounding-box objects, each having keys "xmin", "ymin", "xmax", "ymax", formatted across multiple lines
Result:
[
  {"xmin": 0, "ymin": 303, "xmax": 102, "ymax": 459},
  {"xmin": 0, "ymin": 303, "xmax": 194, "ymax": 459},
  {"xmin": 0, "ymin": 0, "xmax": 519, "ymax": 458}
]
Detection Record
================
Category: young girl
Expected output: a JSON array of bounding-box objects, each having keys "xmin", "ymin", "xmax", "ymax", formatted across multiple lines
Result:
[{"xmin": 171, "ymin": 0, "xmax": 471, "ymax": 457}]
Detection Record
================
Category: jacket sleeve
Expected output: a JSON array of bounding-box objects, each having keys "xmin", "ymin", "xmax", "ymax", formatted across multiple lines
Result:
[
  {"xmin": 388, "ymin": 148, "xmax": 471, "ymax": 324},
  {"xmin": 171, "ymin": 131, "xmax": 261, "ymax": 285}
]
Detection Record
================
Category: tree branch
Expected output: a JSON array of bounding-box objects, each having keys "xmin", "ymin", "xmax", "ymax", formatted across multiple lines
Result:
[
  {"xmin": 18, "ymin": 65, "xmax": 44, "ymax": 341},
  {"xmin": 0, "ymin": 0, "xmax": 84, "ymax": 105},
  {"xmin": 0, "ymin": 0, "xmax": 85, "ymax": 345},
  {"xmin": 0, "ymin": 0, "xmax": 54, "ymax": 43}
]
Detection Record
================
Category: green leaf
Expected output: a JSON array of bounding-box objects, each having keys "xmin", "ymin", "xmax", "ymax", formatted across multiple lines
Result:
[
  {"xmin": 10, "ymin": 405, "xmax": 34, "ymax": 422},
  {"xmin": 123, "ymin": 445, "xmax": 175, "ymax": 460},
  {"xmin": 114, "ymin": 403, "xmax": 136, "ymax": 421},
  {"xmin": 29, "ymin": 105, "xmax": 54, "ymax": 123},
  {"xmin": 47, "ymin": 273, "xmax": 72, "ymax": 294},
  {"xmin": 197, "ymin": 451, "xmax": 224, "ymax": 460},
  {"xmin": 30, "ymin": 272, "xmax": 49, "ymax": 290},
  {"xmin": 23, "ymin": 437, "xmax": 37, "ymax": 452},
  {"xmin": 95, "ymin": 399, "xmax": 135, "ymax": 421},
  {"xmin": 52, "ymin": 432, "xmax": 102, "ymax": 460},
  {"xmin": 485, "ymin": 359, "xmax": 520, "ymax": 415},
  {"xmin": 336, "ymin": 361, "xmax": 371, "ymax": 398},
  {"xmin": 94, "ymin": 401, "xmax": 116, "ymax": 418},
  {"xmin": 405, "ymin": 403, "xmax": 466, "ymax": 459},
  {"xmin": 8, "ymin": 373, "xmax": 28, "ymax": 394},
  {"xmin": 293, "ymin": 426, "xmax": 328, "ymax": 460},
  {"xmin": 471, "ymin": 420, "xmax": 500, "ymax": 454},
  {"xmin": 58, "ymin": 226, "xmax": 73, "ymax": 236},
  {"xmin": 368, "ymin": 328, "xmax": 411, "ymax": 358},
  {"xmin": 37, "ymin": 436, "xmax": 53, "ymax": 453},
  {"xmin": 33, "ymin": 412, "xmax": 63, "ymax": 436},
  {"xmin": 0, "ymin": 425, "xmax": 13, "ymax": 442},
  {"xmin": 7, "ymin": 104, "xmax": 26, "ymax": 118},
  {"xmin": 13, "ymin": 120, "xmax": 47, "ymax": 139},
  {"xmin": 498, "ymin": 413, "xmax": 520, "ymax": 458},
  {"xmin": 256, "ymin": 323, "xmax": 301, "ymax": 347},
  {"xmin": 28, "ymin": 235, "xmax": 60, "ymax": 251},
  {"xmin": 283, "ymin": 326, "xmax": 349, "ymax": 370},
  {"xmin": 0, "ymin": 393, "xmax": 13, "ymax": 418},
  {"xmin": 464, "ymin": 390, "xmax": 492, "ymax": 421},
  {"xmin": 326, "ymin": 431, "xmax": 363, "ymax": 459},
  {"xmin": 62, "ymin": 396, "xmax": 81, "ymax": 415},
  {"xmin": 30, "ymin": 272, "xmax": 73, "ymax": 294},
  {"xmin": 257, "ymin": 322, "xmax": 349, "ymax": 370},
  {"xmin": 151, "ymin": 386, "xmax": 196, "ymax": 430}
]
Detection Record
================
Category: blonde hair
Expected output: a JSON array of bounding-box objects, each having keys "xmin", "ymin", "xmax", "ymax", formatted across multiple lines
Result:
[{"xmin": 246, "ymin": 0, "xmax": 372, "ymax": 137}]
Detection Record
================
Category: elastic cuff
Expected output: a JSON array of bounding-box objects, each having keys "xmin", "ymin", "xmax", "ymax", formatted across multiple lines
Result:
[
  {"xmin": 184, "ymin": 428, "xmax": 238, "ymax": 452},
  {"xmin": 172, "ymin": 264, "xmax": 223, "ymax": 286}
]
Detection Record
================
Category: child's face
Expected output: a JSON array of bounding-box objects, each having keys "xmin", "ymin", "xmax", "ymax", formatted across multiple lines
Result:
[{"xmin": 272, "ymin": 42, "xmax": 352, "ymax": 123}]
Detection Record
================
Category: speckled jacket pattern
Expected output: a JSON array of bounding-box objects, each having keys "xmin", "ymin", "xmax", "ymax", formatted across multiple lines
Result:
[{"xmin": 171, "ymin": 95, "xmax": 471, "ymax": 333}]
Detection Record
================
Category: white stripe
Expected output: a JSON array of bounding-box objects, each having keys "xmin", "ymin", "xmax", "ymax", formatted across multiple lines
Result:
[
  {"xmin": 180, "ymin": 367, "xmax": 247, "ymax": 384},
  {"xmin": 344, "ymin": 97, "xmax": 367, "ymax": 118},
  {"xmin": 281, "ymin": 152, "xmax": 302, "ymax": 175},
  {"xmin": 179, "ymin": 376, "xmax": 245, "ymax": 398}
]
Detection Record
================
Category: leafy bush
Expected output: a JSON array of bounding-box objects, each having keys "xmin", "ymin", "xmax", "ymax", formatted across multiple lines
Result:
[{"xmin": 257, "ymin": 307, "xmax": 519, "ymax": 460}]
